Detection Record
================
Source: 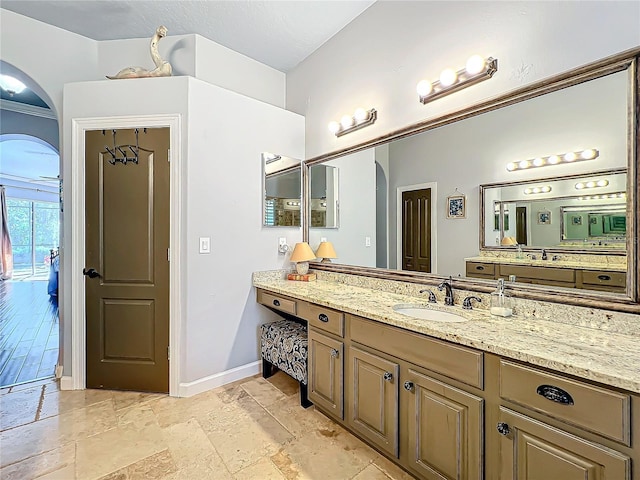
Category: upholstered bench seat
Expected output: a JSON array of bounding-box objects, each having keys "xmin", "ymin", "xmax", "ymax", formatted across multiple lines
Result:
[{"xmin": 260, "ymin": 319, "xmax": 311, "ymax": 408}]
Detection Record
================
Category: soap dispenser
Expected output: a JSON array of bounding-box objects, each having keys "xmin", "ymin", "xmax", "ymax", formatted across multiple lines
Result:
[{"xmin": 490, "ymin": 278, "xmax": 513, "ymax": 317}]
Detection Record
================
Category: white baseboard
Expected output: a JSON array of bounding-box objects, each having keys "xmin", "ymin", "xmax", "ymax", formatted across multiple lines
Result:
[
  {"xmin": 177, "ymin": 360, "xmax": 260, "ymax": 397},
  {"xmin": 55, "ymin": 364, "xmax": 63, "ymax": 379},
  {"xmin": 60, "ymin": 376, "xmax": 75, "ymax": 390}
]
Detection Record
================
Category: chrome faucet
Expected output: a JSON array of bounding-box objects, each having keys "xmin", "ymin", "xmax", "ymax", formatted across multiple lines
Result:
[
  {"xmin": 541, "ymin": 249, "xmax": 548, "ymax": 260},
  {"xmin": 437, "ymin": 277, "xmax": 454, "ymax": 306},
  {"xmin": 462, "ymin": 296, "xmax": 482, "ymax": 310},
  {"xmin": 419, "ymin": 289, "xmax": 437, "ymax": 303}
]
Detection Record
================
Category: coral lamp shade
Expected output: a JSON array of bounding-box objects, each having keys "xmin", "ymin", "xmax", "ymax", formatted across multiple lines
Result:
[
  {"xmin": 316, "ymin": 242, "xmax": 337, "ymax": 262},
  {"xmin": 290, "ymin": 242, "xmax": 316, "ymax": 263}
]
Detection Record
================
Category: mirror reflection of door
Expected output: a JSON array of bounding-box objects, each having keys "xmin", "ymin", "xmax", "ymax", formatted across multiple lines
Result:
[
  {"xmin": 402, "ymin": 188, "xmax": 431, "ymax": 272},
  {"xmin": 516, "ymin": 207, "xmax": 528, "ymax": 246},
  {"xmin": 85, "ymin": 127, "xmax": 170, "ymax": 393}
]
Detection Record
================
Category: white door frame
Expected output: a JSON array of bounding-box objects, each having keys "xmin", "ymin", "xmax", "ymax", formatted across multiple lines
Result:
[
  {"xmin": 70, "ymin": 114, "xmax": 182, "ymax": 396},
  {"xmin": 396, "ymin": 182, "xmax": 438, "ymax": 274}
]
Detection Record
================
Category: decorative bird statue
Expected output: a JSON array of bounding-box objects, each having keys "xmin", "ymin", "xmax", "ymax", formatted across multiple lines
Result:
[{"xmin": 107, "ymin": 25, "xmax": 172, "ymax": 79}]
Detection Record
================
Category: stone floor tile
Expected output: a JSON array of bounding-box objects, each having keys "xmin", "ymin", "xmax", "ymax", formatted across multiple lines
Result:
[
  {"xmin": 150, "ymin": 389, "xmax": 225, "ymax": 428},
  {"xmin": 351, "ymin": 464, "xmax": 393, "ymax": 480},
  {"xmin": 240, "ymin": 376, "xmax": 288, "ymax": 408},
  {"xmin": 372, "ymin": 454, "xmax": 416, "ymax": 480},
  {"xmin": 162, "ymin": 418, "xmax": 219, "ymax": 469},
  {"xmin": 0, "ymin": 384, "xmax": 42, "ymax": 430},
  {"xmin": 111, "ymin": 390, "xmax": 164, "ymax": 411},
  {"xmin": 263, "ymin": 395, "xmax": 334, "ymax": 438},
  {"xmin": 234, "ymin": 457, "xmax": 286, "ymax": 479},
  {"xmin": 97, "ymin": 449, "xmax": 177, "ymax": 480},
  {"xmin": 39, "ymin": 388, "xmax": 114, "ymax": 420},
  {"xmin": 159, "ymin": 454, "xmax": 233, "ymax": 480},
  {"xmin": 264, "ymin": 371, "xmax": 299, "ymax": 397},
  {"xmin": 0, "ymin": 442, "xmax": 75, "ymax": 480}
]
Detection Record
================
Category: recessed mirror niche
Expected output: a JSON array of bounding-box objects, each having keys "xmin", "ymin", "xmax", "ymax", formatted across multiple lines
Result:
[
  {"xmin": 262, "ymin": 153, "xmax": 301, "ymax": 227},
  {"xmin": 305, "ymin": 50, "xmax": 638, "ymax": 308}
]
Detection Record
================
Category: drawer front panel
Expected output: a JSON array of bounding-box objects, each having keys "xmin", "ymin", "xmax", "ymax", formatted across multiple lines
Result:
[
  {"xmin": 466, "ymin": 262, "xmax": 496, "ymax": 277},
  {"xmin": 257, "ymin": 290, "xmax": 297, "ymax": 315},
  {"xmin": 582, "ymin": 270, "xmax": 626, "ymax": 288},
  {"xmin": 499, "ymin": 360, "xmax": 631, "ymax": 445},
  {"xmin": 299, "ymin": 302, "xmax": 344, "ymax": 337},
  {"xmin": 349, "ymin": 315, "xmax": 483, "ymax": 389},
  {"xmin": 498, "ymin": 264, "xmax": 575, "ymax": 283}
]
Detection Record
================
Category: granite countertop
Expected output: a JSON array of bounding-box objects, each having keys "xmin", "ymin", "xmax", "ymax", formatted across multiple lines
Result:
[
  {"xmin": 253, "ymin": 277, "xmax": 640, "ymax": 394},
  {"xmin": 465, "ymin": 256, "xmax": 626, "ymax": 272}
]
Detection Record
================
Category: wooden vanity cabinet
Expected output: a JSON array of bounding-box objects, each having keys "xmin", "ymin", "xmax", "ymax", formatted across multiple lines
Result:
[{"xmin": 307, "ymin": 329, "xmax": 344, "ymax": 419}]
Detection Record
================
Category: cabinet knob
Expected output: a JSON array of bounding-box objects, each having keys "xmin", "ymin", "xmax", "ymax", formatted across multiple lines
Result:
[
  {"xmin": 318, "ymin": 313, "xmax": 329, "ymax": 322},
  {"xmin": 383, "ymin": 372, "xmax": 393, "ymax": 381},
  {"xmin": 403, "ymin": 381, "xmax": 414, "ymax": 391},
  {"xmin": 496, "ymin": 422, "xmax": 510, "ymax": 436},
  {"xmin": 273, "ymin": 299, "xmax": 280, "ymax": 307},
  {"xmin": 330, "ymin": 349, "xmax": 339, "ymax": 358},
  {"xmin": 597, "ymin": 274, "xmax": 611, "ymax": 281}
]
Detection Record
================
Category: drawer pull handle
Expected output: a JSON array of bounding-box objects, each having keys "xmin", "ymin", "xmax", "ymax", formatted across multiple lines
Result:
[
  {"xmin": 476, "ymin": 266, "xmax": 485, "ymax": 271},
  {"xmin": 383, "ymin": 372, "xmax": 393, "ymax": 381},
  {"xmin": 404, "ymin": 381, "xmax": 414, "ymax": 392},
  {"xmin": 536, "ymin": 385, "xmax": 574, "ymax": 405},
  {"xmin": 597, "ymin": 274, "xmax": 611, "ymax": 281},
  {"xmin": 330, "ymin": 349, "xmax": 339, "ymax": 358},
  {"xmin": 273, "ymin": 299, "xmax": 280, "ymax": 307},
  {"xmin": 318, "ymin": 314, "xmax": 329, "ymax": 322},
  {"xmin": 496, "ymin": 422, "xmax": 510, "ymax": 436}
]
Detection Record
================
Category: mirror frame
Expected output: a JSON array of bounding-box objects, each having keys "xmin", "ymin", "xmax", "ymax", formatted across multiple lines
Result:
[{"xmin": 302, "ymin": 47, "xmax": 639, "ymax": 313}]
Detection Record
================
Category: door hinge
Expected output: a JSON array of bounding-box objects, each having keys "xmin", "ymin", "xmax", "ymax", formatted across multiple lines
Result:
[
  {"xmin": 168, "ymin": 148, "xmax": 171, "ymax": 162},
  {"xmin": 167, "ymin": 346, "xmax": 170, "ymax": 361},
  {"xmin": 167, "ymin": 248, "xmax": 170, "ymax": 261}
]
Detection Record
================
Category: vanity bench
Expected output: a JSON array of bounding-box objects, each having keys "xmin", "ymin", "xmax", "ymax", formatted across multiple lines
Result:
[{"xmin": 255, "ymin": 277, "xmax": 640, "ymax": 480}]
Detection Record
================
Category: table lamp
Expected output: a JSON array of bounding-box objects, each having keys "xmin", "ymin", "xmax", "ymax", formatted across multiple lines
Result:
[
  {"xmin": 316, "ymin": 241, "xmax": 337, "ymax": 263},
  {"xmin": 500, "ymin": 236, "xmax": 517, "ymax": 246},
  {"xmin": 290, "ymin": 242, "xmax": 316, "ymax": 275}
]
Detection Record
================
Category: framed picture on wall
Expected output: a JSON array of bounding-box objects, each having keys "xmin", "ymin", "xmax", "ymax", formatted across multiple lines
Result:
[
  {"xmin": 447, "ymin": 194, "xmax": 466, "ymax": 219},
  {"xmin": 537, "ymin": 210, "xmax": 551, "ymax": 225}
]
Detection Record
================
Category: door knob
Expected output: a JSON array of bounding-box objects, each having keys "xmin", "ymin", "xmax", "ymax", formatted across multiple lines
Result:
[
  {"xmin": 82, "ymin": 268, "xmax": 101, "ymax": 278},
  {"xmin": 496, "ymin": 422, "xmax": 511, "ymax": 436}
]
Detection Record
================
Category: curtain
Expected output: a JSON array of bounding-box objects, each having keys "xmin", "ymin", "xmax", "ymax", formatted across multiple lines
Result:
[{"xmin": 0, "ymin": 187, "xmax": 13, "ymax": 280}]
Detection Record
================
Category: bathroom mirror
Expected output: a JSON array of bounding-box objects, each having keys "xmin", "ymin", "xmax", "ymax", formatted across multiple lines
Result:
[
  {"xmin": 262, "ymin": 153, "xmax": 301, "ymax": 227},
  {"xmin": 481, "ymin": 169, "xmax": 627, "ymax": 250},
  {"xmin": 310, "ymin": 164, "xmax": 339, "ymax": 228},
  {"xmin": 304, "ymin": 48, "xmax": 639, "ymax": 312}
]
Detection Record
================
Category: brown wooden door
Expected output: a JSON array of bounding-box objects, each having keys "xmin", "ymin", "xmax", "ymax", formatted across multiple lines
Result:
[
  {"xmin": 405, "ymin": 367, "xmax": 483, "ymax": 480},
  {"xmin": 498, "ymin": 407, "xmax": 630, "ymax": 480},
  {"xmin": 85, "ymin": 127, "xmax": 170, "ymax": 393},
  {"xmin": 402, "ymin": 189, "xmax": 431, "ymax": 272},
  {"xmin": 308, "ymin": 329, "xmax": 344, "ymax": 419},
  {"xmin": 516, "ymin": 207, "xmax": 527, "ymax": 245},
  {"xmin": 348, "ymin": 346, "xmax": 399, "ymax": 458}
]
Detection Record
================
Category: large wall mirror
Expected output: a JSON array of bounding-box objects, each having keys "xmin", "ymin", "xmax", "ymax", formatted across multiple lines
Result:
[
  {"xmin": 262, "ymin": 152, "xmax": 301, "ymax": 227},
  {"xmin": 304, "ymin": 49, "xmax": 639, "ymax": 312}
]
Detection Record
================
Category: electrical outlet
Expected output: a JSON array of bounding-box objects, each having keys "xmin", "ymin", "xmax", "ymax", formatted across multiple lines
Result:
[
  {"xmin": 279, "ymin": 237, "xmax": 287, "ymax": 246},
  {"xmin": 199, "ymin": 237, "xmax": 210, "ymax": 254},
  {"xmin": 365, "ymin": 236, "xmax": 371, "ymax": 247}
]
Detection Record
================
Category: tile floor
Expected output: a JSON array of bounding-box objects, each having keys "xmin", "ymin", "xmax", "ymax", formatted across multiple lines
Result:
[{"xmin": 0, "ymin": 372, "xmax": 416, "ymax": 479}]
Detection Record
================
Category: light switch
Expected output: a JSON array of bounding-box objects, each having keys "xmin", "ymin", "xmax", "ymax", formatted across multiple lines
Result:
[
  {"xmin": 199, "ymin": 237, "xmax": 211, "ymax": 254},
  {"xmin": 321, "ymin": 237, "xmax": 327, "ymax": 242},
  {"xmin": 365, "ymin": 236, "xmax": 371, "ymax": 247}
]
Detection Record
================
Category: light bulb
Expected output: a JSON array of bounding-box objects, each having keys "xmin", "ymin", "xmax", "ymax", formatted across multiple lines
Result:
[
  {"xmin": 439, "ymin": 68, "xmax": 457, "ymax": 87},
  {"xmin": 340, "ymin": 115, "xmax": 354, "ymax": 129},
  {"xmin": 541, "ymin": 186, "xmax": 551, "ymax": 193},
  {"xmin": 596, "ymin": 180, "xmax": 609, "ymax": 187},
  {"xmin": 608, "ymin": 194, "xmax": 616, "ymax": 199},
  {"xmin": 581, "ymin": 149, "xmax": 597, "ymax": 159},
  {"xmin": 547, "ymin": 155, "xmax": 561, "ymax": 164},
  {"xmin": 465, "ymin": 55, "xmax": 486, "ymax": 75},
  {"xmin": 524, "ymin": 188, "xmax": 533, "ymax": 194},
  {"xmin": 564, "ymin": 152, "xmax": 577, "ymax": 162},
  {"xmin": 586, "ymin": 181, "xmax": 596, "ymax": 188},
  {"xmin": 328, "ymin": 121, "xmax": 340, "ymax": 134},
  {"xmin": 354, "ymin": 108, "xmax": 368, "ymax": 122},
  {"xmin": 533, "ymin": 157, "xmax": 545, "ymax": 167},
  {"xmin": 416, "ymin": 80, "xmax": 433, "ymax": 97},
  {"xmin": 532, "ymin": 187, "xmax": 541, "ymax": 194},
  {"xmin": 506, "ymin": 162, "xmax": 517, "ymax": 171},
  {"xmin": 519, "ymin": 160, "xmax": 530, "ymax": 169},
  {"xmin": 575, "ymin": 183, "xmax": 585, "ymax": 190}
]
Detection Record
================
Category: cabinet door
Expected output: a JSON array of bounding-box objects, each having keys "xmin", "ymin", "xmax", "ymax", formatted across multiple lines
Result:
[
  {"xmin": 497, "ymin": 407, "xmax": 630, "ymax": 480},
  {"xmin": 348, "ymin": 346, "xmax": 399, "ymax": 457},
  {"xmin": 308, "ymin": 329, "xmax": 344, "ymax": 419},
  {"xmin": 405, "ymin": 368, "xmax": 483, "ymax": 480}
]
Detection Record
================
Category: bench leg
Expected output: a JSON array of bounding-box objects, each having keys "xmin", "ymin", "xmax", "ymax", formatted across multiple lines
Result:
[
  {"xmin": 262, "ymin": 358, "xmax": 276, "ymax": 379},
  {"xmin": 299, "ymin": 381, "xmax": 313, "ymax": 408}
]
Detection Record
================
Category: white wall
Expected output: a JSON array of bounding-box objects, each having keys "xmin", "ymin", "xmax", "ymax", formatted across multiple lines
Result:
[
  {"xmin": 63, "ymin": 76, "xmax": 304, "ymax": 387},
  {"xmin": 286, "ymin": 1, "xmax": 640, "ymax": 158},
  {"xmin": 309, "ymin": 149, "xmax": 377, "ymax": 267}
]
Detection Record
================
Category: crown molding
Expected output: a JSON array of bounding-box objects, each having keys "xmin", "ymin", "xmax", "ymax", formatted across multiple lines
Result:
[{"xmin": 0, "ymin": 99, "xmax": 56, "ymax": 120}]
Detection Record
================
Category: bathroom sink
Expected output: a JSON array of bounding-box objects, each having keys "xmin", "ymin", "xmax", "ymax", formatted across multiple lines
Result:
[{"xmin": 392, "ymin": 304, "xmax": 468, "ymax": 323}]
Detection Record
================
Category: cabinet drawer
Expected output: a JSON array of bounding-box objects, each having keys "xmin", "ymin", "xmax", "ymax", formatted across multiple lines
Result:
[
  {"xmin": 499, "ymin": 360, "xmax": 631, "ymax": 445},
  {"xmin": 581, "ymin": 270, "xmax": 626, "ymax": 288},
  {"xmin": 466, "ymin": 261, "xmax": 496, "ymax": 277},
  {"xmin": 498, "ymin": 264, "xmax": 575, "ymax": 283},
  {"xmin": 257, "ymin": 289, "xmax": 297, "ymax": 316},
  {"xmin": 298, "ymin": 302, "xmax": 344, "ymax": 337},
  {"xmin": 349, "ymin": 316, "xmax": 483, "ymax": 389}
]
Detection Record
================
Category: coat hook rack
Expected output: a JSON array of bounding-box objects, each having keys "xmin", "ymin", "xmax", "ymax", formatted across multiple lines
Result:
[{"xmin": 102, "ymin": 128, "xmax": 148, "ymax": 165}]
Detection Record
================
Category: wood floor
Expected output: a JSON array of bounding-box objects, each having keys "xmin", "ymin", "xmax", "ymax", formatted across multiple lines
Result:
[{"xmin": 0, "ymin": 280, "xmax": 59, "ymax": 388}]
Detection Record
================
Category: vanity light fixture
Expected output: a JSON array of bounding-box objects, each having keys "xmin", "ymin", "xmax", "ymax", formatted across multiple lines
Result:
[
  {"xmin": 328, "ymin": 108, "xmax": 377, "ymax": 137},
  {"xmin": 578, "ymin": 192, "xmax": 625, "ymax": 201},
  {"xmin": 523, "ymin": 186, "xmax": 552, "ymax": 195},
  {"xmin": 417, "ymin": 55, "xmax": 498, "ymax": 104},
  {"xmin": 0, "ymin": 74, "xmax": 26, "ymax": 96},
  {"xmin": 575, "ymin": 179, "xmax": 609, "ymax": 190},
  {"xmin": 506, "ymin": 149, "xmax": 599, "ymax": 172}
]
